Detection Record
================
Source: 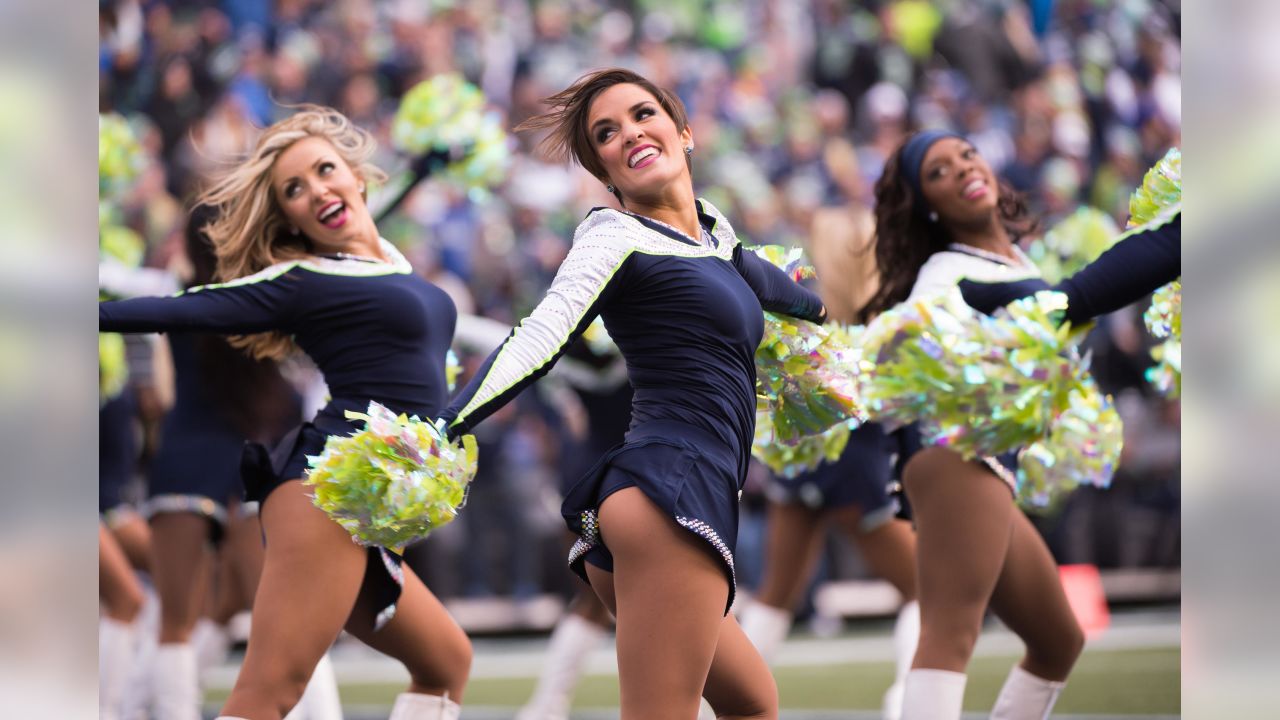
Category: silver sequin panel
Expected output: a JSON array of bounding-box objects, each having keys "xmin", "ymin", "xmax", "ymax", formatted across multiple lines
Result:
[{"xmin": 566, "ymin": 509, "xmax": 737, "ymax": 592}]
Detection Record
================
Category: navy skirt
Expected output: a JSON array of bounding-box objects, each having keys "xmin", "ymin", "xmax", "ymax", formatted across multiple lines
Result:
[
  {"xmin": 765, "ymin": 423, "xmax": 898, "ymax": 530},
  {"xmin": 240, "ymin": 421, "xmax": 405, "ymax": 631},
  {"xmin": 99, "ymin": 388, "xmax": 138, "ymax": 519},
  {"xmin": 562, "ymin": 419, "xmax": 743, "ymax": 614}
]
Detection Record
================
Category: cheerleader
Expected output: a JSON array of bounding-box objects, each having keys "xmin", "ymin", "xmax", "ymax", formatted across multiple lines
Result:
[
  {"xmin": 99, "ymin": 107, "xmax": 470, "ymax": 720},
  {"xmin": 440, "ymin": 68, "xmax": 827, "ymax": 719},
  {"xmin": 739, "ymin": 203, "xmax": 919, "ymax": 720},
  {"xmin": 860, "ymin": 131, "xmax": 1084, "ymax": 720}
]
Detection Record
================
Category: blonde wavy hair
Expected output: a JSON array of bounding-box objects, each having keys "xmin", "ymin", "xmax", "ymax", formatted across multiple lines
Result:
[{"xmin": 196, "ymin": 105, "xmax": 387, "ymax": 360}]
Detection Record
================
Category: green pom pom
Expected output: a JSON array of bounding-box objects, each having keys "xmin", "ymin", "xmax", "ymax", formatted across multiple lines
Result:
[
  {"xmin": 99, "ymin": 333, "xmax": 129, "ymax": 404},
  {"xmin": 1025, "ymin": 207, "xmax": 1121, "ymax": 284},
  {"xmin": 99, "ymin": 113, "xmax": 146, "ymax": 201},
  {"xmin": 1016, "ymin": 379, "xmax": 1124, "ymax": 509},
  {"xmin": 1127, "ymin": 147, "xmax": 1181, "ymax": 230},
  {"xmin": 751, "ymin": 245, "xmax": 866, "ymax": 448},
  {"xmin": 392, "ymin": 74, "xmax": 511, "ymax": 192},
  {"xmin": 100, "ymin": 224, "xmax": 145, "ymax": 268},
  {"xmin": 1143, "ymin": 280, "xmax": 1181, "ymax": 397},
  {"xmin": 861, "ymin": 288, "xmax": 1095, "ymax": 458},
  {"xmin": 305, "ymin": 402, "xmax": 478, "ymax": 551}
]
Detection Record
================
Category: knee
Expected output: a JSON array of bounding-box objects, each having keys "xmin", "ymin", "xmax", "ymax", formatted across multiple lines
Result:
[
  {"xmin": 237, "ymin": 667, "xmax": 310, "ymax": 717},
  {"xmin": 1026, "ymin": 619, "xmax": 1085, "ymax": 677},
  {"xmin": 411, "ymin": 630, "xmax": 472, "ymax": 694},
  {"xmin": 918, "ymin": 615, "xmax": 983, "ymax": 666},
  {"xmin": 712, "ymin": 678, "xmax": 778, "ymax": 720}
]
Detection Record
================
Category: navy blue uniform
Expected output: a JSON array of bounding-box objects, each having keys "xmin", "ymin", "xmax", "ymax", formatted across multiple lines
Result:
[
  {"xmin": 441, "ymin": 201, "xmax": 824, "ymax": 611},
  {"xmin": 100, "ymin": 387, "xmax": 138, "ymax": 520},
  {"xmin": 99, "ymin": 242, "xmax": 456, "ymax": 629},
  {"xmin": 765, "ymin": 423, "xmax": 899, "ymax": 529}
]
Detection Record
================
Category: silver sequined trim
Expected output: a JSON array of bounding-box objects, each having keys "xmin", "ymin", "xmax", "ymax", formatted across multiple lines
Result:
[
  {"xmin": 981, "ymin": 456, "xmax": 1019, "ymax": 495},
  {"xmin": 372, "ymin": 547, "xmax": 406, "ymax": 632},
  {"xmin": 567, "ymin": 509, "xmax": 600, "ymax": 567},
  {"xmin": 142, "ymin": 494, "xmax": 228, "ymax": 525},
  {"xmin": 675, "ymin": 515, "xmax": 737, "ymax": 590}
]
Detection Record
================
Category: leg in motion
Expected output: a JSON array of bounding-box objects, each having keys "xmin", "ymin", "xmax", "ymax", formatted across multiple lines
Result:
[{"xmin": 219, "ymin": 481, "xmax": 368, "ymax": 720}]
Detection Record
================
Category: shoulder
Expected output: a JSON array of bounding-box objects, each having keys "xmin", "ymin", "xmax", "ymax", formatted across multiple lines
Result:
[
  {"xmin": 573, "ymin": 207, "xmax": 639, "ymax": 250},
  {"xmin": 696, "ymin": 198, "xmax": 740, "ymax": 253},
  {"xmin": 186, "ymin": 259, "xmax": 304, "ymax": 294}
]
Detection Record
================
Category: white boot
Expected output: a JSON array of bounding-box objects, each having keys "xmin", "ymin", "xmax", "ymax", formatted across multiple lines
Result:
[
  {"xmin": 120, "ymin": 585, "xmax": 160, "ymax": 720},
  {"xmin": 191, "ymin": 618, "xmax": 231, "ymax": 676},
  {"xmin": 389, "ymin": 692, "xmax": 460, "ymax": 720},
  {"xmin": 516, "ymin": 613, "xmax": 608, "ymax": 720},
  {"xmin": 153, "ymin": 643, "xmax": 201, "ymax": 720},
  {"xmin": 882, "ymin": 600, "xmax": 920, "ymax": 720},
  {"xmin": 901, "ymin": 668, "xmax": 966, "ymax": 720},
  {"xmin": 99, "ymin": 617, "xmax": 137, "ymax": 720},
  {"xmin": 737, "ymin": 601, "xmax": 791, "ymax": 664},
  {"xmin": 284, "ymin": 652, "xmax": 344, "ymax": 720},
  {"xmin": 990, "ymin": 665, "xmax": 1066, "ymax": 720}
]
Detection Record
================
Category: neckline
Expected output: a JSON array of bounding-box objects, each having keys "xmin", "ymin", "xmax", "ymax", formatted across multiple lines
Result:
[
  {"xmin": 620, "ymin": 207, "xmax": 719, "ymax": 249},
  {"xmin": 318, "ymin": 251, "xmax": 386, "ymax": 264},
  {"xmin": 946, "ymin": 242, "xmax": 1031, "ymax": 269}
]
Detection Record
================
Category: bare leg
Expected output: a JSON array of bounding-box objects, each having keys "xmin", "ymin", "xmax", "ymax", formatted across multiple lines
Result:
[
  {"xmin": 837, "ymin": 511, "xmax": 918, "ymax": 602},
  {"xmin": 754, "ymin": 502, "xmax": 826, "ymax": 611},
  {"xmin": 904, "ymin": 448, "xmax": 1017, "ymax": 672},
  {"xmin": 100, "ymin": 523, "xmax": 145, "ymax": 622},
  {"xmin": 584, "ymin": 487, "xmax": 746, "ymax": 720},
  {"xmin": 220, "ymin": 480, "xmax": 370, "ymax": 719},
  {"xmin": 702, "ymin": 614, "xmax": 778, "ymax": 720},
  {"xmin": 110, "ymin": 513, "xmax": 154, "ymax": 574},
  {"xmin": 987, "ymin": 511, "xmax": 1085, "ymax": 681},
  {"xmin": 344, "ymin": 562, "xmax": 473, "ymax": 700},
  {"xmin": 150, "ymin": 512, "xmax": 214, "ymax": 643}
]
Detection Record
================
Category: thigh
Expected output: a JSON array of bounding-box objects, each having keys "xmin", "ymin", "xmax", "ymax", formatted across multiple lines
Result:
[
  {"xmin": 583, "ymin": 562, "xmax": 618, "ymax": 618},
  {"xmin": 99, "ymin": 523, "xmax": 144, "ymax": 622},
  {"xmin": 148, "ymin": 512, "xmax": 214, "ymax": 637},
  {"xmin": 755, "ymin": 502, "xmax": 826, "ymax": 610},
  {"xmin": 598, "ymin": 487, "xmax": 729, "ymax": 719},
  {"xmin": 842, "ymin": 514, "xmax": 918, "ymax": 602},
  {"xmin": 987, "ymin": 510, "xmax": 1084, "ymax": 680},
  {"xmin": 237, "ymin": 481, "xmax": 367, "ymax": 687},
  {"xmin": 702, "ymin": 614, "xmax": 778, "ymax": 719},
  {"xmin": 344, "ymin": 562, "xmax": 473, "ymax": 700},
  {"xmin": 905, "ymin": 448, "xmax": 1016, "ymax": 608}
]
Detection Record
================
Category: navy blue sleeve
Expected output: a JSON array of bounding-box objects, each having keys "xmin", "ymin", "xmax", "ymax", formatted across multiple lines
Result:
[
  {"xmin": 99, "ymin": 266, "xmax": 302, "ymax": 334},
  {"xmin": 733, "ymin": 246, "xmax": 827, "ymax": 323},
  {"xmin": 959, "ymin": 211, "xmax": 1180, "ymax": 322}
]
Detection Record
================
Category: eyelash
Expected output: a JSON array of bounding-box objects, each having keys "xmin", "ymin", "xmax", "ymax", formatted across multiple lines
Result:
[
  {"xmin": 284, "ymin": 162, "xmax": 336, "ymax": 198},
  {"xmin": 927, "ymin": 148, "xmax": 978, "ymax": 179},
  {"xmin": 596, "ymin": 107, "xmax": 656, "ymax": 144}
]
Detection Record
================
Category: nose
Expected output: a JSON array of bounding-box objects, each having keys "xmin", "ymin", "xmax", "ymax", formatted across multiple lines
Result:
[{"xmin": 621, "ymin": 121, "xmax": 644, "ymax": 146}]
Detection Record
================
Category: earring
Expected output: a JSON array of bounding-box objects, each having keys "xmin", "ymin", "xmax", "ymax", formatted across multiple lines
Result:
[
  {"xmin": 358, "ymin": 182, "xmax": 366, "ymax": 193},
  {"xmin": 606, "ymin": 184, "xmax": 616, "ymax": 194},
  {"xmin": 928, "ymin": 211, "xmax": 939, "ymax": 223},
  {"xmin": 289, "ymin": 226, "xmax": 300, "ymax": 235},
  {"xmin": 685, "ymin": 145, "xmax": 694, "ymax": 155}
]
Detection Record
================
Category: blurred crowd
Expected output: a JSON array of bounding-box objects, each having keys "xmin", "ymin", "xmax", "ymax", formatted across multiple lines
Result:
[{"xmin": 99, "ymin": 0, "xmax": 1180, "ymax": 608}]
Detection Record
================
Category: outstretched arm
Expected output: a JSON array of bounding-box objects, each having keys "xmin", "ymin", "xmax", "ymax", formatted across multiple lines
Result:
[
  {"xmin": 733, "ymin": 246, "xmax": 827, "ymax": 323},
  {"xmin": 99, "ymin": 264, "xmax": 302, "ymax": 334},
  {"xmin": 959, "ymin": 211, "xmax": 1180, "ymax": 321},
  {"xmin": 440, "ymin": 234, "xmax": 633, "ymax": 437}
]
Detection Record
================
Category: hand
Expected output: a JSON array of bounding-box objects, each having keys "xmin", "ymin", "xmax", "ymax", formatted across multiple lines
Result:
[{"xmin": 410, "ymin": 142, "xmax": 474, "ymax": 179}]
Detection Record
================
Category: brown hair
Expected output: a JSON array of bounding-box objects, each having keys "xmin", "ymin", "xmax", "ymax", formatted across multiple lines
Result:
[
  {"xmin": 858, "ymin": 142, "xmax": 1038, "ymax": 322},
  {"xmin": 515, "ymin": 68, "xmax": 690, "ymax": 204},
  {"xmin": 195, "ymin": 105, "xmax": 387, "ymax": 359}
]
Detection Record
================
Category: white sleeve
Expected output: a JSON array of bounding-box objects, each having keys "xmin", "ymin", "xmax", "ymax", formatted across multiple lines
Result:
[{"xmin": 446, "ymin": 224, "xmax": 634, "ymax": 431}]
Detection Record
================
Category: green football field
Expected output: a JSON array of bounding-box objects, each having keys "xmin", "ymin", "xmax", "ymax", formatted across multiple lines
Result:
[{"xmin": 206, "ymin": 645, "xmax": 1179, "ymax": 715}]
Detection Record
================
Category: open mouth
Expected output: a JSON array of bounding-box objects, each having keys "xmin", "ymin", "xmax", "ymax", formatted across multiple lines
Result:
[
  {"xmin": 962, "ymin": 179, "xmax": 989, "ymax": 201},
  {"xmin": 317, "ymin": 200, "xmax": 348, "ymax": 229},
  {"xmin": 628, "ymin": 144, "xmax": 660, "ymax": 169}
]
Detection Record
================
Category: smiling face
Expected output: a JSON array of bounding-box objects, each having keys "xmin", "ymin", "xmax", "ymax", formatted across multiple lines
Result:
[
  {"xmin": 586, "ymin": 83, "xmax": 692, "ymax": 202},
  {"xmin": 270, "ymin": 135, "xmax": 372, "ymax": 248},
  {"xmin": 918, "ymin": 137, "xmax": 1000, "ymax": 225}
]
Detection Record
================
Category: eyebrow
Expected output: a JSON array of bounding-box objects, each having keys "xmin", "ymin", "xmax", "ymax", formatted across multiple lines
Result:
[{"xmin": 590, "ymin": 101, "xmax": 655, "ymax": 134}]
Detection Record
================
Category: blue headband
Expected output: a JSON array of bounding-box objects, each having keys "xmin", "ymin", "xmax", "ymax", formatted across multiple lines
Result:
[{"xmin": 901, "ymin": 130, "xmax": 964, "ymax": 214}]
